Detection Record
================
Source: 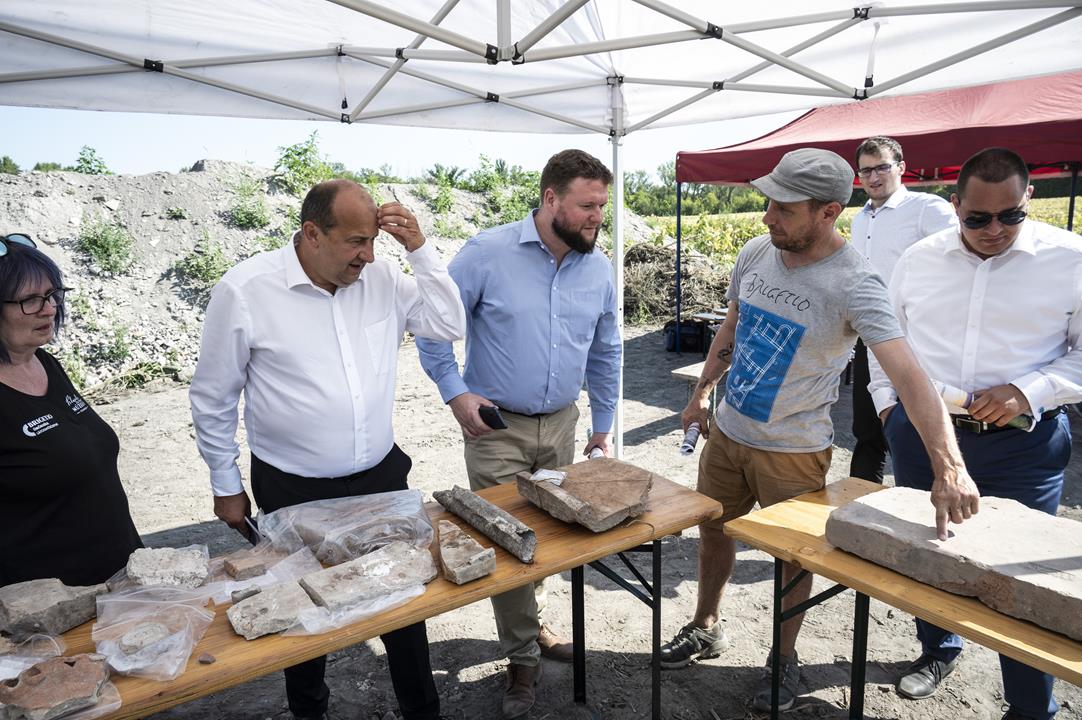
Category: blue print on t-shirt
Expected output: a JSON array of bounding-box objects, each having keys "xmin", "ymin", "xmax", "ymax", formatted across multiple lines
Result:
[{"xmin": 725, "ymin": 302, "xmax": 805, "ymax": 422}]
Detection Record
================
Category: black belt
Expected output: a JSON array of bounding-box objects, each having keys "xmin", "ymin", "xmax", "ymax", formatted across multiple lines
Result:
[{"xmin": 949, "ymin": 406, "xmax": 1064, "ymax": 434}]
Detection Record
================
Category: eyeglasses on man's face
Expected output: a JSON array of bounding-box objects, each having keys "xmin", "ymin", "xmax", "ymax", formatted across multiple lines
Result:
[
  {"xmin": 0, "ymin": 233, "xmax": 36, "ymax": 258},
  {"xmin": 857, "ymin": 163, "xmax": 899, "ymax": 179},
  {"xmin": 3, "ymin": 287, "xmax": 71, "ymax": 315},
  {"xmin": 961, "ymin": 207, "xmax": 1028, "ymax": 230}
]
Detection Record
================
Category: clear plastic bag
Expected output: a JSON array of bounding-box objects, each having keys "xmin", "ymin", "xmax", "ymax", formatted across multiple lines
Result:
[
  {"xmin": 258, "ymin": 489, "xmax": 434, "ymax": 565},
  {"xmin": 92, "ymin": 586, "xmax": 214, "ymax": 681},
  {"xmin": 202, "ymin": 546, "xmax": 323, "ymax": 605},
  {"xmin": 0, "ymin": 634, "xmax": 65, "ymax": 681},
  {"xmin": 108, "ymin": 544, "xmax": 211, "ymax": 591}
]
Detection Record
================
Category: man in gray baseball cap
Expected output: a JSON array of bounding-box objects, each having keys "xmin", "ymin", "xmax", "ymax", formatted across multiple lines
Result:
[{"xmin": 661, "ymin": 148, "xmax": 978, "ymax": 714}]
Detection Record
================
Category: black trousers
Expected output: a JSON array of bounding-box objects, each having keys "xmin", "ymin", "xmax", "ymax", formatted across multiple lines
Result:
[
  {"xmin": 849, "ymin": 339, "xmax": 887, "ymax": 483},
  {"xmin": 251, "ymin": 446, "xmax": 440, "ymax": 720}
]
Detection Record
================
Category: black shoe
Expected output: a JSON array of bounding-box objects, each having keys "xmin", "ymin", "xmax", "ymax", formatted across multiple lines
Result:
[
  {"xmin": 1001, "ymin": 711, "xmax": 1037, "ymax": 720},
  {"xmin": 896, "ymin": 654, "xmax": 958, "ymax": 699}
]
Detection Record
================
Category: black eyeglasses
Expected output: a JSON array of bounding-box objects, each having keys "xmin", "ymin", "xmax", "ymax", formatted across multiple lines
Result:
[
  {"xmin": 0, "ymin": 233, "xmax": 36, "ymax": 258},
  {"xmin": 3, "ymin": 287, "xmax": 70, "ymax": 315},
  {"xmin": 857, "ymin": 163, "xmax": 898, "ymax": 178},
  {"xmin": 962, "ymin": 208, "xmax": 1028, "ymax": 230}
]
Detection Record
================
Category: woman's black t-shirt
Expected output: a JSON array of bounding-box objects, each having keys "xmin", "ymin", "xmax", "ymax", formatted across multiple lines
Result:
[{"xmin": 0, "ymin": 349, "xmax": 142, "ymax": 586}]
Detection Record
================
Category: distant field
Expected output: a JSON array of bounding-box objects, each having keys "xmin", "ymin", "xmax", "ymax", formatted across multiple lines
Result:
[{"xmin": 644, "ymin": 196, "xmax": 1080, "ymax": 266}]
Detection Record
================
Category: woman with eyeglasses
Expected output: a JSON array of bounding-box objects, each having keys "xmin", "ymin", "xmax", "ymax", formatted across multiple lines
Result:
[{"xmin": 0, "ymin": 234, "xmax": 142, "ymax": 588}]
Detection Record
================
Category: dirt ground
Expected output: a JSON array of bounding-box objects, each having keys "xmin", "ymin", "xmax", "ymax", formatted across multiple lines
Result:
[{"xmin": 94, "ymin": 323, "xmax": 1082, "ymax": 720}]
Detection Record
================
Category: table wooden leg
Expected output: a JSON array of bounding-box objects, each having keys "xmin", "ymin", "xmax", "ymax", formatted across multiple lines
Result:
[
  {"xmin": 572, "ymin": 565, "xmax": 586, "ymax": 704},
  {"xmin": 850, "ymin": 592, "xmax": 870, "ymax": 719}
]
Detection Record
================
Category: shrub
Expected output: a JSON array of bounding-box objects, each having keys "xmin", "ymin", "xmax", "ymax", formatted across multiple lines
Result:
[
  {"xmin": 98, "ymin": 325, "xmax": 131, "ymax": 363},
  {"xmin": 0, "ymin": 156, "xmax": 20, "ymax": 174},
  {"xmin": 72, "ymin": 146, "xmax": 110, "ymax": 175},
  {"xmin": 165, "ymin": 206, "xmax": 188, "ymax": 220},
  {"xmin": 33, "ymin": 162, "xmax": 63, "ymax": 172},
  {"xmin": 433, "ymin": 217, "xmax": 471, "ymax": 240},
  {"xmin": 250, "ymin": 234, "xmax": 287, "ymax": 255},
  {"xmin": 230, "ymin": 178, "xmax": 271, "ymax": 229},
  {"xmin": 274, "ymin": 132, "xmax": 333, "ymax": 196},
  {"xmin": 176, "ymin": 239, "xmax": 233, "ymax": 287},
  {"xmin": 78, "ymin": 217, "xmax": 134, "ymax": 273}
]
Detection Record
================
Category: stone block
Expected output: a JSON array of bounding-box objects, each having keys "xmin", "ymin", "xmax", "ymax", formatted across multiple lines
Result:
[
  {"xmin": 825, "ymin": 486, "xmax": 1082, "ymax": 641},
  {"xmin": 126, "ymin": 547, "xmax": 209, "ymax": 588},
  {"xmin": 0, "ymin": 653, "xmax": 109, "ymax": 720},
  {"xmin": 226, "ymin": 581, "xmax": 316, "ymax": 640},
  {"xmin": 433, "ymin": 486, "xmax": 536, "ymax": 563},
  {"xmin": 0, "ymin": 579, "xmax": 108, "ymax": 641},
  {"xmin": 224, "ymin": 553, "xmax": 268, "ymax": 581},
  {"xmin": 119, "ymin": 622, "xmax": 171, "ymax": 655},
  {"xmin": 230, "ymin": 586, "xmax": 261, "ymax": 604},
  {"xmin": 437, "ymin": 521, "xmax": 495, "ymax": 585},
  {"xmin": 299, "ymin": 542, "xmax": 436, "ymax": 612},
  {"xmin": 516, "ymin": 458, "xmax": 653, "ymax": 532}
]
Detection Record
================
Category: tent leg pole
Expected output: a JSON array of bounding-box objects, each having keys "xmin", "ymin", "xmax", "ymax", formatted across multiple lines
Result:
[
  {"xmin": 611, "ymin": 134, "xmax": 625, "ymax": 460},
  {"xmin": 675, "ymin": 181, "xmax": 683, "ymax": 355},
  {"xmin": 1068, "ymin": 163, "xmax": 1079, "ymax": 232}
]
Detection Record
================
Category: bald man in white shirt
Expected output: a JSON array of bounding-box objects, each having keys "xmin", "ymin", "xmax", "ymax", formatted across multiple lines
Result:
[
  {"xmin": 849, "ymin": 136, "xmax": 958, "ymax": 482},
  {"xmin": 190, "ymin": 180, "xmax": 464, "ymax": 720},
  {"xmin": 869, "ymin": 148, "xmax": 1082, "ymax": 720}
]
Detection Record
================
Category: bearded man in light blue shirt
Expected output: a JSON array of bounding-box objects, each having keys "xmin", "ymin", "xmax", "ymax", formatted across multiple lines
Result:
[{"xmin": 417, "ymin": 149, "xmax": 621, "ymax": 720}]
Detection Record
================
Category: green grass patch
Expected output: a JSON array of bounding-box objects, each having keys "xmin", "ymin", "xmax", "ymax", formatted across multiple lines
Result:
[{"xmin": 78, "ymin": 218, "xmax": 134, "ymax": 273}]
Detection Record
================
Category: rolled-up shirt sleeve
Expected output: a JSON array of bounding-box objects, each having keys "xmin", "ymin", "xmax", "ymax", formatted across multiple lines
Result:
[
  {"xmin": 189, "ymin": 280, "xmax": 251, "ymax": 497},
  {"xmin": 399, "ymin": 242, "xmax": 466, "ymax": 343}
]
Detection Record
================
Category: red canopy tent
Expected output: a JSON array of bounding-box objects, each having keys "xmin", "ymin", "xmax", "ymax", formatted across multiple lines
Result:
[{"xmin": 670, "ymin": 71, "xmax": 1082, "ymax": 342}]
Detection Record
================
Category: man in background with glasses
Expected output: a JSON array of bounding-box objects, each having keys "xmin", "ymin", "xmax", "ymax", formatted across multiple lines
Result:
[
  {"xmin": 869, "ymin": 147, "xmax": 1082, "ymax": 720},
  {"xmin": 849, "ymin": 136, "xmax": 958, "ymax": 483}
]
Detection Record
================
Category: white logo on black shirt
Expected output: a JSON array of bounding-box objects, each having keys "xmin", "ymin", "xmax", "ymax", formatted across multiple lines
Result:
[
  {"xmin": 66, "ymin": 394, "xmax": 88, "ymax": 414},
  {"xmin": 22, "ymin": 414, "xmax": 59, "ymax": 437}
]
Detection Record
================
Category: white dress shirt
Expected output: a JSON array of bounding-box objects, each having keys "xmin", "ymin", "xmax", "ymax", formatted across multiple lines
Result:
[
  {"xmin": 851, "ymin": 186, "xmax": 958, "ymax": 282},
  {"xmin": 190, "ymin": 238, "xmax": 466, "ymax": 496},
  {"xmin": 868, "ymin": 220, "xmax": 1082, "ymax": 419}
]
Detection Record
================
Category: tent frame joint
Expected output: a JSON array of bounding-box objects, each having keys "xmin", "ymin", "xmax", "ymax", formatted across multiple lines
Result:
[
  {"xmin": 511, "ymin": 43, "xmax": 525, "ymax": 64},
  {"xmin": 340, "ymin": 113, "xmax": 351, "ymax": 124},
  {"xmin": 143, "ymin": 58, "xmax": 163, "ymax": 73},
  {"xmin": 485, "ymin": 43, "xmax": 499, "ymax": 64},
  {"xmin": 853, "ymin": 88, "xmax": 868, "ymax": 100},
  {"xmin": 705, "ymin": 22, "xmax": 722, "ymax": 39},
  {"xmin": 607, "ymin": 75, "xmax": 624, "ymax": 86},
  {"xmin": 485, "ymin": 91, "xmax": 499, "ymax": 102},
  {"xmin": 336, "ymin": 45, "xmax": 345, "ymax": 56},
  {"xmin": 712, "ymin": 80, "xmax": 724, "ymax": 91},
  {"xmin": 853, "ymin": 7, "xmax": 871, "ymax": 20}
]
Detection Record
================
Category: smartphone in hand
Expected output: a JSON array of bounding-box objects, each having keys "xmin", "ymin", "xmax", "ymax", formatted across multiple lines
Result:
[{"xmin": 478, "ymin": 405, "xmax": 509, "ymax": 430}]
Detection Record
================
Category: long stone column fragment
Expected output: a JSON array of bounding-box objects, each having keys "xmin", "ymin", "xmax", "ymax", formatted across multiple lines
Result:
[
  {"xmin": 825, "ymin": 486, "xmax": 1082, "ymax": 641},
  {"xmin": 433, "ymin": 486, "xmax": 536, "ymax": 563}
]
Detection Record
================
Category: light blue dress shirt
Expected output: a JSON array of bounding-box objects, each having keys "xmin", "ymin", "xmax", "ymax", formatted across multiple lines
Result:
[{"xmin": 417, "ymin": 211, "xmax": 622, "ymax": 433}]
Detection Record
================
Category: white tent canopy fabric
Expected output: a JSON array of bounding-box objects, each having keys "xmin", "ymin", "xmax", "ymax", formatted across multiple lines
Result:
[{"xmin": 3, "ymin": 1, "xmax": 1082, "ymax": 455}]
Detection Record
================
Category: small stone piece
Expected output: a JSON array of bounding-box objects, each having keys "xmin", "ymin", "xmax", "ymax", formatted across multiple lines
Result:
[
  {"xmin": 119, "ymin": 622, "xmax": 171, "ymax": 655},
  {"xmin": 230, "ymin": 586, "xmax": 262, "ymax": 604},
  {"xmin": 197, "ymin": 653, "xmax": 215, "ymax": 665},
  {"xmin": 0, "ymin": 653, "xmax": 109, "ymax": 720},
  {"xmin": 226, "ymin": 581, "xmax": 316, "ymax": 640},
  {"xmin": 299, "ymin": 542, "xmax": 436, "ymax": 612},
  {"xmin": 437, "ymin": 520, "xmax": 495, "ymax": 584},
  {"xmin": 0, "ymin": 579, "xmax": 108, "ymax": 641},
  {"xmin": 826, "ymin": 486, "xmax": 1082, "ymax": 641},
  {"xmin": 433, "ymin": 486, "xmax": 536, "ymax": 563},
  {"xmin": 516, "ymin": 458, "xmax": 653, "ymax": 532},
  {"xmin": 127, "ymin": 547, "xmax": 209, "ymax": 588},
  {"xmin": 224, "ymin": 552, "xmax": 268, "ymax": 581}
]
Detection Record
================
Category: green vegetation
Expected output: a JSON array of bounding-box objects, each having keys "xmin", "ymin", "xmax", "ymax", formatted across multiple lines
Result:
[
  {"xmin": 273, "ymin": 132, "xmax": 333, "ymax": 196},
  {"xmin": 250, "ymin": 234, "xmax": 287, "ymax": 255},
  {"xmin": 0, "ymin": 156, "xmax": 19, "ymax": 174},
  {"xmin": 433, "ymin": 217, "xmax": 471, "ymax": 240},
  {"xmin": 229, "ymin": 177, "xmax": 271, "ymax": 229},
  {"xmin": 53, "ymin": 347, "xmax": 87, "ymax": 389},
  {"xmin": 165, "ymin": 206, "xmax": 188, "ymax": 220},
  {"xmin": 32, "ymin": 162, "xmax": 63, "ymax": 172},
  {"xmin": 98, "ymin": 324, "xmax": 131, "ymax": 363},
  {"xmin": 72, "ymin": 146, "xmax": 111, "ymax": 175},
  {"xmin": 176, "ymin": 237, "xmax": 234, "ymax": 287},
  {"xmin": 78, "ymin": 217, "xmax": 134, "ymax": 273}
]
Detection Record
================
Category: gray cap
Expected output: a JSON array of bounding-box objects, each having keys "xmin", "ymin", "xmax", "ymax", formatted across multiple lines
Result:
[{"xmin": 750, "ymin": 148, "xmax": 854, "ymax": 205}]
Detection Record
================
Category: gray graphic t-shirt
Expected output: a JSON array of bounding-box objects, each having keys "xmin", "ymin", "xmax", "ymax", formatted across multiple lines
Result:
[{"xmin": 716, "ymin": 234, "xmax": 902, "ymax": 452}]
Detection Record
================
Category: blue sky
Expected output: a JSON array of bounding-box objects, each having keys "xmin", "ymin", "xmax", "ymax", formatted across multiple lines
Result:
[{"xmin": 2, "ymin": 106, "xmax": 797, "ymax": 180}]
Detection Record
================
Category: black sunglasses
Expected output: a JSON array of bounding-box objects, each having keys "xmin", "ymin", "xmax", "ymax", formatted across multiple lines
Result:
[
  {"xmin": 0, "ymin": 233, "xmax": 36, "ymax": 257},
  {"xmin": 962, "ymin": 208, "xmax": 1027, "ymax": 230}
]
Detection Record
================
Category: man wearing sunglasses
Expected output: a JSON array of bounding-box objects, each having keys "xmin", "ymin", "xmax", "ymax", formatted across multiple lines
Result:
[
  {"xmin": 849, "ymin": 137, "xmax": 958, "ymax": 484},
  {"xmin": 869, "ymin": 147, "xmax": 1082, "ymax": 720}
]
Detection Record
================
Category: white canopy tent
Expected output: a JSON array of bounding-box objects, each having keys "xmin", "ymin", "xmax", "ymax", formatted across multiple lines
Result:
[{"xmin": 3, "ymin": 0, "xmax": 1082, "ymax": 454}]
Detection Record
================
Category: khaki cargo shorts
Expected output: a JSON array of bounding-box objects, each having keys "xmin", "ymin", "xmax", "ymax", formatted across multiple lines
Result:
[{"xmin": 697, "ymin": 421, "xmax": 831, "ymax": 530}]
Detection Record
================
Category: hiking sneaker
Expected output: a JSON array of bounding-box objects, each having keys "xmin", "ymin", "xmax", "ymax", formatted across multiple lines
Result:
[
  {"xmin": 659, "ymin": 621, "xmax": 728, "ymax": 668},
  {"xmin": 751, "ymin": 650, "xmax": 801, "ymax": 712}
]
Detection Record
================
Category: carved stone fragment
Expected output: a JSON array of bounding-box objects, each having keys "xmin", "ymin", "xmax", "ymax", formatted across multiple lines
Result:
[
  {"xmin": 516, "ymin": 458, "xmax": 653, "ymax": 532},
  {"xmin": 230, "ymin": 586, "xmax": 261, "ymax": 604},
  {"xmin": 126, "ymin": 547, "xmax": 209, "ymax": 588},
  {"xmin": 298, "ymin": 542, "xmax": 436, "ymax": 612},
  {"xmin": 437, "ymin": 520, "xmax": 495, "ymax": 584},
  {"xmin": 119, "ymin": 622, "xmax": 171, "ymax": 655},
  {"xmin": 226, "ymin": 581, "xmax": 316, "ymax": 640},
  {"xmin": 826, "ymin": 486, "xmax": 1082, "ymax": 641},
  {"xmin": 433, "ymin": 486, "xmax": 536, "ymax": 563},
  {"xmin": 224, "ymin": 553, "xmax": 268, "ymax": 581},
  {"xmin": 0, "ymin": 653, "xmax": 109, "ymax": 720},
  {"xmin": 0, "ymin": 579, "xmax": 108, "ymax": 641}
]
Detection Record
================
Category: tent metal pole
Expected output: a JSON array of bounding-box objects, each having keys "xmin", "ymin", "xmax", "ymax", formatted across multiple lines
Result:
[
  {"xmin": 355, "ymin": 97, "xmax": 483, "ymax": 120},
  {"xmin": 503, "ymin": 80, "xmax": 608, "ymax": 97},
  {"xmin": 1069, "ymin": 163, "xmax": 1080, "ymax": 232},
  {"xmin": 513, "ymin": 0, "xmax": 592, "ymax": 56},
  {"xmin": 676, "ymin": 181, "xmax": 684, "ymax": 355},
  {"xmin": 522, "ymin": 30, "xmax": 705, "ymax": 62},
  {"xmin": 500, "ymin": 96, "xmax": 610, "ymax": 133},
  {"xmin": 611, "ymin": 133, "xmax": 626, "ymax": 460},
  {"xmin": 626, "ymin": 88, "xmax": 715, "ymax": 134},
  {"xmin": 721, "ymin": 32, "xmax": 855, "ymax": 96},
  {"xmin": 870, "ymin": 0, "xmax": 1082, "ymax": 18},
  {"xmin": 631, "ymin": 0, "xmax": 855, "ymax": 34},
  {"xmin": 728, "ymin": 18, "xmax": 862, "ymax": 83},
  {"xmin": 497, "ymin": 0, "xmax": 512, "ymax": 53},
  {"xmin": 725, "ymin": 82, "xmax": 849, "ymax": 97},
  {"xmin": 349, "ymin": 0, "xmax": 462, "ymax": 120},
  {"xmin": 867, "ymin": 7, "xmax": 1082, "ymax": 95},
  {"xmin": 325, "ymin": 0, "xmax": 492, "ymax": 59},
  {"xmin": 396, "ymin": 49, "xmax": 488, "ymax": 62}
]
